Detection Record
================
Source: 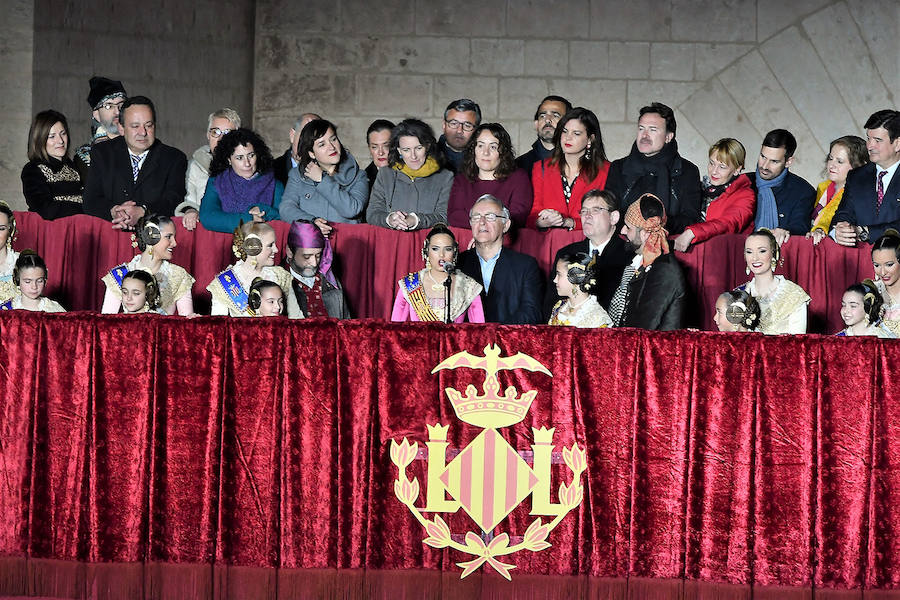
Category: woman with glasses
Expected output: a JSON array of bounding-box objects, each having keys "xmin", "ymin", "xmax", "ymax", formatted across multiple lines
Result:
[
  {"xmin": 21, "ymin": 109, "xmax": 84, "ymax": 219},
  {"xmin": 673, "ymin": 138, "xmax": 755, "ymax": 252},
  {"xmin": 528, "ymin": 107, "xmax": 610, "ymax": 231},
  {"xmin": 177, "ymin": 108, "xmax": 241, "ymax": 231},
  {"xmin": 366, "ymin": 119, "xmax": 453, "ymax": 231},
  {"xmin": 199, "ymin": 128, "xmax": 283, "ymax": 233},
  {"xmin": 391, "ymin": 224, "xmax": 484, "ymax": 322},
  {"xmin": 447, "ymin": 123, "xmax": 532, "ymax": 228}
]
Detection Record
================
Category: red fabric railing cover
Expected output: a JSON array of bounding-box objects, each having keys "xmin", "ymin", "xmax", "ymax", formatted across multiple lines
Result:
[
  {"xmin": 1, "ymin": 313, "xmax": 899, "ymax": 599},
  {"xmin": 11, "ymin": 212, "xmax": 876, "ymax": 332}
]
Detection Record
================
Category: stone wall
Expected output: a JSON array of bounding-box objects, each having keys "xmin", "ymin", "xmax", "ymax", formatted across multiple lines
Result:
[
  {"xmin": 13, "ymin": 0, "xmax": 257, "ymax": 211},
  {"xmin": 0, "ymin": 0, "xmax": 34, "ymax": 210},
  {"xmin": 253, "ymin": 0, "xmax": 899, "ymax": 188}
]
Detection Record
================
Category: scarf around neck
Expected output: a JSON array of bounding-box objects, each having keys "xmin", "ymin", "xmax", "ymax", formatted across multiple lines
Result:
[
  {"xmin": 754, "ymin": 167, "xmax": 788, "ymax": 230},
  {"xmin": 620, "ymin": 140, "xmax": 680, "ymax": 204},
  {"xmin": 215, "ymin": 168, "xmax": 276, "ymax": 214},
  {"xmin": 395, "ymin": 156, "xmax": 441, "ymax": 180}
]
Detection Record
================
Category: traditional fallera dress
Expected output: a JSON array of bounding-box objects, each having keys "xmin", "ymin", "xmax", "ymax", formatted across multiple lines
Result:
[
  {"xmin": 102, "ymin": 255, "xmax": 195, "ymax": 315},
  {"xmin": 391, "ymin": 269, "xmax": 484, "ymax": 323},
  {"xmin": 875, "ymin": 279, "xmax": 900, "ymax": 338},
  {"xmin": 0, "ymin": 293, "xmax": 65, "ymax": 312},
  {"xmin": 207, "ymin": 260, "xmax": 297, "ymax": 317},
  {"xmin": 835, "ymin": 323, "xmax": 896, "ymax": 338},
  {"xmin": 736, "ymin": 275, "xmax": 810, "ymax": 335},
  {"xmin": 548, "ymin": 296, "xmax": 612, "ymax": 328},
  {"xmin": 0, "ymin": 250, "xmax": 20, "ymax": 301}
]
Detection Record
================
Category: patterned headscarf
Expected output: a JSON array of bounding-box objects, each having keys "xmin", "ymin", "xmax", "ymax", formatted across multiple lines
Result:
[
  {"xmin": 287, "ymin": 221, "xmax": 337, "ymax": 287},
  {"xmin": 624, "ymin": 194, "xmax": 669, "ymax": 267}
]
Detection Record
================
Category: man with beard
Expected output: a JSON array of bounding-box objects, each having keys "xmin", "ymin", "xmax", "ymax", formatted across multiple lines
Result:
[
  {"xmin": 285, "ymin": 220, "xmax": 350, "ymax": 318},
  {"xmin": 74, "ymin": 76, "xmax": 126, "ymax": 177},
  {"xmin": 609, "ymin": 193, "xmax": 686, "ymax": 330},
  {"xmin": 747, "ymin": 128, "xmax": 815, "ymax": 246},
  {"xmin": 436, "ymin": 99, "xmax": 480, "ymax": 173},
  {"xmin": 605, "ymin": 102, "xmax": 701, "ymax": 234},
  {"xmin": 515, "ymin": 95, "xmax": 572, "ymax": 176}
]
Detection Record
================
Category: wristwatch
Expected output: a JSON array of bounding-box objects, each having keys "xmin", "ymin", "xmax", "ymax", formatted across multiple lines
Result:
[{"xmin": 856, "ymin": 225, "xmax": 869, "ymax": 242}]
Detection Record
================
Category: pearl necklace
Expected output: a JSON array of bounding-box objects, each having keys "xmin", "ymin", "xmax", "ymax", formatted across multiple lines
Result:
[{"xmin": 426, "ymin": 270, "xmax": 449, "ymax": 291}]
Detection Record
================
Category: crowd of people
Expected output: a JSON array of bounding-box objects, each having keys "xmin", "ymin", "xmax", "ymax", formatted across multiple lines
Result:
[{"xmin": 5, "ymin": 74, "xmax": 900, "ymax": 335}]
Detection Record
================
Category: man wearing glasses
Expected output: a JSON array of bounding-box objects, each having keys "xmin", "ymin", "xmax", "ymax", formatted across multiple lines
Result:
[
  {"xmin": 457, "ymin": 194, "xmax": 543, "ymax": 324},
  {"xmin": 437, "ymin": 99, "xmax": 481, "ymax": 173},
  {"xmin": 543, "ymin": 189, "xmax": 633, "ymax": 319},
  {"xmin": 176, "ymin": 108, "xmax": 242, "ymax": 230},
  {"xmin": 515, "ymin": 95, "xmax": 572, "ymax": 177},
  {"xmin": 74, "ymin": 76, "xmax": 127, "ymax": 176}
]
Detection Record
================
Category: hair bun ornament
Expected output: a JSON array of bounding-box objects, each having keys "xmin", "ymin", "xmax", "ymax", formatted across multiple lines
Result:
[
  {"xmin": 244, "ymin": 233, "xmax": 263, "ymax": 257},
  {"xmin": 131, "ymin": 233, "xmax": 139, "ymax": 249},
  {"xmin": 141, "ymin": 221, "xmax": 162, "ymax": 247}
]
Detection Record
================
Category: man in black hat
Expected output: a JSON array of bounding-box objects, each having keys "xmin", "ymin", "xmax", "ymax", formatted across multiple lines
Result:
[{"xmin": 74, "ymin": 76, "xmax": 127, "ymax": 176}]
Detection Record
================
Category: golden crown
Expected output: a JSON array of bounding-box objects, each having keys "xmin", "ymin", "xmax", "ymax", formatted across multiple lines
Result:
[{"xmin": 432, "ymin": 344, "xmax": 551, "ymax": 429}]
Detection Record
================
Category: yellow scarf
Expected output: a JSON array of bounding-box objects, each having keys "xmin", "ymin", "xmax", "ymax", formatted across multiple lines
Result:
[{"xmin": 395, "ymin": 156, "xmax": 441, "ymax": 180}]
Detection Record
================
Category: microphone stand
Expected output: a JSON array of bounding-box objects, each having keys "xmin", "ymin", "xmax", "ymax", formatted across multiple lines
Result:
[{"xmin": 443, "ymin": 273, "xmax": 452, "ymax": 323}]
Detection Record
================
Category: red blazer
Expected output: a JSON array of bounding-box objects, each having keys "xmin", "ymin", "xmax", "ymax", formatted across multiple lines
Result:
[
  {"xmin": 686, "ymin": 173, "xmax": 756, "ymax": 244},
  {"xmin": 528, "ymin": 158, "xmax": 610, "ymax": 230}
]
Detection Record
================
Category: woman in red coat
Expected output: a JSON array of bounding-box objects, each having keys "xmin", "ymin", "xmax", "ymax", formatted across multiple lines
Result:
[
  {"xmin": 673, "ymin": 138, "xmax": 755, "ymax": 251},
  {"xmin": 528, "ymin": 107, "xmax": 610, "ymax": 231}
]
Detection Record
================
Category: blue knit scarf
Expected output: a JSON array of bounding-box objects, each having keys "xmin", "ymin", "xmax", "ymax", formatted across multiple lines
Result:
[{"xmin": 754, "ymin": 167, "xmax": 788, "ymax": 230}]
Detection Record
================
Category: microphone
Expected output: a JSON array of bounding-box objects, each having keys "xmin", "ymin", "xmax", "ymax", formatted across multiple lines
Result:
[{"xmin": 441, "ymin": 261, "xmax": 457, "ymax": 274}]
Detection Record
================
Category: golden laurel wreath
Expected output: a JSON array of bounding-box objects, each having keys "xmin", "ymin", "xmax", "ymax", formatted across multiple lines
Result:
[
  {"xmin": 391, "ymin": 436, "xmax": 586, "ymax": 579},
  {"xmin": 390, "ymin": 345, "xmax": 586, "ymax": 580}
]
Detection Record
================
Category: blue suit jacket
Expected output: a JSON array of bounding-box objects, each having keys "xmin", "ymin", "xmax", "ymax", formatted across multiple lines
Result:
[
  {"xmin": 831, "ymin": 162, "xmax": 900, "ymax": 241},
  {"xmin": 457, "ymin": 246, "xmax": 543, "ymax": 324},
  {"xmin": 747, "ymin": 172, "xmax": 815, "ymax": 235}
]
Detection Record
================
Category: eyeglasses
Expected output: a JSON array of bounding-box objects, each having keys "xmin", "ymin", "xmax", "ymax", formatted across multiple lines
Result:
[
  {"xmin": 579, "ymin": 206, "xmax": 611, "ymax": 217},
  {"xmin": 469, "ymin": 213, "xmax": 507, "ymax": 223},
  {"xmin": 209, "ymin": 127, "xmax": 233, "ymax": 138},
  {"xmin": 100, "ymin": 101, "xmax": 124, "ymax": 112},
  {"xmin": 445, "ymin": 119, "xmax": 475, "ymax": 132}
]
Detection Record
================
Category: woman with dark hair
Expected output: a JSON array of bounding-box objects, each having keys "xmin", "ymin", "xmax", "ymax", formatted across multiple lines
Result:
[
  {"xmin": 871, "ymin": 230, "xmax": 900, "ymax": 336},
  {"xmin": 366, "ymin": 119, "xmax": 453, "ymax": 231},
  {"xmin": 199, "ymin": 128, "xmax": 283, "ymax": 233},
  {"xmin": 807, "ymin": 135, "xmax": 869, "ymax": 244},
  {"xmin": 837, "ymin": 280, "xmax": 894, "ymax": 337},
  {"xmin": 0, "ymin": 250, "xmax": 65, "ymax": 312},
  {"xmin": 548, "ymin": 252, "xmax": 611, "ymax": 327},
  {"xmin": 281, "ymin": 119, "xmax": 369, "ymax": 233},
  {"xmin": 736, "ymin": 228, "xmax": 809, "ymax": 334},
  {"xmin": 0, "ymin": 204, "xmax": 19, "ymax": 301},
  {"xmin": 528, "ymin": 107, "xmax": 610, "ymax": 230},
  {"xmin": 101, "ymin": 214, "xmax": 195, "ymax": 315},
  {"xmin": 447, "ymin": 123, "xmax": 532, "ymax": 228},
  {"xmin": 391, "ymin": 224, "xmax": 484, "ymax": 322},
  {"xmin": 20, "ymin": 109, "xmax": 84, "ymax": 219},
  {"xmin": 712, "ymin": 289, "xmax": 761, "ymax": 332}
]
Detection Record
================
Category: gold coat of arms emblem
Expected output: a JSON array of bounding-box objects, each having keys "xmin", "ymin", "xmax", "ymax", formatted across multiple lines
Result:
[{"xmin": 390, "ymin": 344, "xmax": 587, "ymax": 580}]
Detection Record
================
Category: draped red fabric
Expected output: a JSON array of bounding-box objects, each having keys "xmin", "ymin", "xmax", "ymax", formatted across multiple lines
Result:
[
  {"xmin": 2, "ymin": 313, "xmax": 900, "ymax": 598},
  {"xmin": 11, "ymin": 212, "xmax": 876, "ymax": 332}
]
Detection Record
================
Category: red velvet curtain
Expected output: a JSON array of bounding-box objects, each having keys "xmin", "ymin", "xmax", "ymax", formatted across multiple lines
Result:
[
  {"xmin": 12, "ymin": 212, "xmax": 875, "ymax": 332},
  {"xmin": 2, "ymin": 312, "xmax": 900, "ymax": 598}
]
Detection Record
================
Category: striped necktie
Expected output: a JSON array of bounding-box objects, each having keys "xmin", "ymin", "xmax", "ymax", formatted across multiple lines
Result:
[{"xmin": 131, "ymin": 154, "xmax": 141, "ymax": 182}]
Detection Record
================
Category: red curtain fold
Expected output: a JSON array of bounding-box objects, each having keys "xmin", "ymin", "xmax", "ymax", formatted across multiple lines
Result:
[
  {"xmin": 12, "ymin": 212, "xmax": 876, "ymax": 332},
  {"xmin": 4, "ymin": 312, "xmax": 900, "ymax": 598}
]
